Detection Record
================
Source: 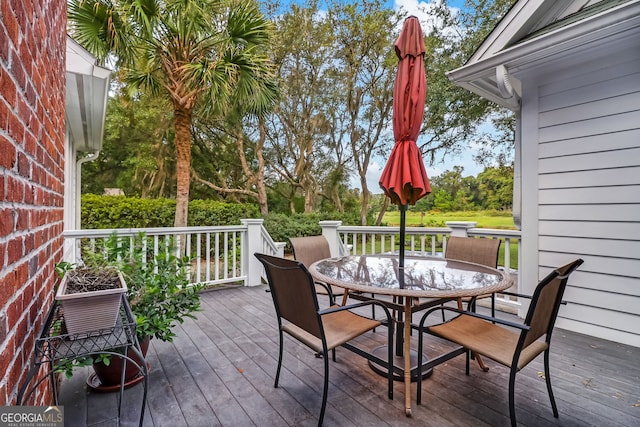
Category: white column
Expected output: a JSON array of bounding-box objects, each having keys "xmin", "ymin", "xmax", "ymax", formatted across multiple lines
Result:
[
  {"xmin": 242, "ymin": 219, "xmax": 265, "ymax": 286},
  {"xmin": 319, "ymin": 220, "xmax": 343, "ymax": 256},
  {"xmin": 445, "ymin": 221, "xmax": 477, "ymax": 237}
]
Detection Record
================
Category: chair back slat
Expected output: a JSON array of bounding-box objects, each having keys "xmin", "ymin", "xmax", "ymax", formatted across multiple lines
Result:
[
  {"xmin": 255, "ymin": 253, "xmax": 323, "ymax": 339},
  {"xmin": 445, "ymin": 237, "xmax": 501, "ymax": 268},
  {"xmin": 522, "ymin": 259, "xmax": 584, "ymax": 348},
  {"xmin": 289, "ymin": 236, "xmax": 332, "ymax": 268}
]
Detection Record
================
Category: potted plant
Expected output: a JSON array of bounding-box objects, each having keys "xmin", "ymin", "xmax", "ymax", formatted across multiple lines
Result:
[
  {"xmin": 59, "ymin": 233, "xmax": 204, "ymax": 389},
  {"xmin": 55, "ymin": 265, "xmax": 127, "ymax": 335}
]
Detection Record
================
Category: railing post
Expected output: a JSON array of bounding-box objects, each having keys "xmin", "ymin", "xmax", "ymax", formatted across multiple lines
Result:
[
  {"xmin": 320, "ymin": 220, "xmax": 343, "ymax": 256},
  {"xmin": 242, "ymin": 219, "xmax": 264, "ymax": 286},
  {"xmin": 446, "ymin": 221, "xmax": 477, "ymax": 237},
  {"xmin": 63, "ymin": 235, "xmax": 79, "ymax": 264}
]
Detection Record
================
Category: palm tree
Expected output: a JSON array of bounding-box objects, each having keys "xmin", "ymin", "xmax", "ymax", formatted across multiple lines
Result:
[{"xmin": 69, "ymin": 0, "xmax": 277, "ymax": 227}]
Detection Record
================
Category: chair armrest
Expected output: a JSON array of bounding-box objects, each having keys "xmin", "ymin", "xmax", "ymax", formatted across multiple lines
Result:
[
  {"xmin": 499, "ymin": 291, "xmax": 530, "ymax": 299},
  {"xmin": 416, "ymin": 305, "xmax": 530, "ymax": 332},
  {"xmin": 319, "ymin": 300, "xmax": 393, "ymax": 324}
]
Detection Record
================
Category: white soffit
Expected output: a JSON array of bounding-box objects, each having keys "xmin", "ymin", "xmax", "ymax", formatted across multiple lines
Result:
[
  {"xmin": 66, "ymin": 36, "xmax": 111, "ymax": 153},
  {"xmin": 447, "ymin": 0, "xmax": 640, "ymax": 110}
]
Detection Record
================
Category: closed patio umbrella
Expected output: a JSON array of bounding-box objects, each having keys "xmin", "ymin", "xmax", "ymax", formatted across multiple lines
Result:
[{"xmin": 379, "ymin": 15, "xmax": 431, "ymax": 270}]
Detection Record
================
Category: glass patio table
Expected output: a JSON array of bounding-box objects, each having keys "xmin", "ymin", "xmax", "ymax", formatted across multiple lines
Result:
[{"xmin": 309, "ymin": 254, "xmax": 513, "ymax": 417}]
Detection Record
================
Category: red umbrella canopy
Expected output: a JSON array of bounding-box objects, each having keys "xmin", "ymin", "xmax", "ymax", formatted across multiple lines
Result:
[{"xmin": 379, "ymin": 16, "xmax": 431, "ymax": 206}]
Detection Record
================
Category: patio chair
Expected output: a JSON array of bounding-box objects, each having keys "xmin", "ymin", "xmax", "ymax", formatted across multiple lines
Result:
[
  {"xmin": 254, "ymin": 253, "xmax": 394, "ymax": 427},
  {"xmin": 443, "ymin": 236, "xmax": 502, "ymax": 371},
  {"xmin": 416, "ymin": 258, "xmax": 584, "ymax": 427},
  {"xmin": 289, "ymin": 235, "xmax": 344, "ymax": 305},
  {"xmin": 445, "ymin": 236, "xmax": 502, "ymax": 316}
]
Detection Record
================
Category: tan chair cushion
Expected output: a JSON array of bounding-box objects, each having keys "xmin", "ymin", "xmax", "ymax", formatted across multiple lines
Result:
[
  {"xmin": 283, "ymin": 305, "xmax": 381, "ymax": 353},
  {"xmin": 429, "ymin": 315, "xmax": 549, "ymax": 370}
]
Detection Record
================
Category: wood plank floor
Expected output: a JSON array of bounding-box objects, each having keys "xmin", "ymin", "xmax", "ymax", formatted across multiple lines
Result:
[{"xmin": 58, "ymin": 285, "xmax": 640, "ymax": 426}]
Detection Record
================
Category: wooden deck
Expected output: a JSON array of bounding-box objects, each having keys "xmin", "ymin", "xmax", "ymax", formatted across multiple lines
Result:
[{"xmin": 59, "ymin": 285, "xmax": 640, "ymax": 426}]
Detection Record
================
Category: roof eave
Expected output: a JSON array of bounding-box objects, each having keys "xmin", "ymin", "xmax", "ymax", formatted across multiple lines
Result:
[
  {"xmin": 66, "ymin": 36, "xmax": 111, "ymax": 153},
  {"xmin": 447, "ymin": 1, "xmax": 640, "ymax": 111}
]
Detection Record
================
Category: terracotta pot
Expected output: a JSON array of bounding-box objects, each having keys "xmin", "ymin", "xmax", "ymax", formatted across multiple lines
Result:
[{"xmin": 89, "ymin": 336, "xmax": 150, "ymax": 391}]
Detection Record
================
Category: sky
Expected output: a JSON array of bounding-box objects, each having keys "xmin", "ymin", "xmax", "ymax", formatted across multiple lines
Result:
[
  {"xmin": 286, "ymin": 0, "xmax": 500, "ymax": 191},
  {"xmin": 364, "ymin": 1, "xmax": 491, "ymax": 191}
]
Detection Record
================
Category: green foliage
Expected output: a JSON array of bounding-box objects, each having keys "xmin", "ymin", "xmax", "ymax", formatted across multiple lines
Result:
[
  {"xmin": 54, "ymin": 261, "xmax": 75, "ymax": 278},
  {"xmin": 81, "ymin": 93, "xmax": 175, "ymax": 198},
  {"xmin": 263, "ymin": 211, "xmax": 368, "ymax": 248},
  {"xmin": 411, "ymin": 165, "xmax": 514, "ymax": 213},
  {"xmin": 188, "ymin": 200, "xmax": 259, "ymax": 226},
  {"xmin": 81, "ymin": 195, "xmax": 258, "ymax": 228},
  {"xmin": 81, "ymin": 195, "xmax": 176, "ymax": 228},
  {"xmin": 383, "ymin": 210, "xmax": 515, "ymax": 229},
  {"xmin": 54, "ymin": 356, "xmax": 94, "ymax": 379},
  {"xmin": 85, "ymin": 233, "xmax": 204, "ymax": 342}
]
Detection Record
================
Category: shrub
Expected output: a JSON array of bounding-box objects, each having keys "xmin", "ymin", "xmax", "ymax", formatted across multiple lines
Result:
[
  {"xmin": 263, "ymin": 211, "xmax": 365, "ymax": 251},
  {"xmin": 81, "ymin": 194, "xmax": 258, "ymax": 228}
]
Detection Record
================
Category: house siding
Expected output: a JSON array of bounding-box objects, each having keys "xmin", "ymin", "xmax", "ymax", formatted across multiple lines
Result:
[
  {"xmin": 0, "ymin": 0, "xmax": 66, "ymax": 404},
  {"xmin": 535, "ymin": 53, "xmax": 640, "ymax": 346}
]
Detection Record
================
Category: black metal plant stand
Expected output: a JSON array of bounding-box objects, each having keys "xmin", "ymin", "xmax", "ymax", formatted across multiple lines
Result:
[{"xmin": 17, "ymin": 295, "xmax": 147, "ymax": 427}]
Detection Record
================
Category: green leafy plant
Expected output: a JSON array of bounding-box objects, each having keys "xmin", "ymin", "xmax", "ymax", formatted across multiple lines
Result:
[
  {"xmin": 84, "ymin": 233, "xmax": 205, "ymax": 342},
  {"xmin": 53, "ymin": 236, "xmax": 204, "ymax": 377}
]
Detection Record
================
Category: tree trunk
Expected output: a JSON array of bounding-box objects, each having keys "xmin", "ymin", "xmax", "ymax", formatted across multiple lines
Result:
[
  {"xmin": 173, "ymin": 107, "xmax": 194, "ymax": 228},
  {"xmin": 375, "ymin": 196, "xmax": 390, "ymax": 226},
  {"xmin": 360, "ymin": 175, "xmax": 369, "ymax": 225},
  {"xmin": 256, "ymin": 119, "xmax": 269, "ymax": 215}
]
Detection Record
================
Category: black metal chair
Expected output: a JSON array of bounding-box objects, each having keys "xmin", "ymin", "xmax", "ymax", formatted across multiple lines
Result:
[
  {"xmin": 289, "ymin": 235, "xmax": 344, "ymax": 304},
  {"xmin": 416, "ymin": 258, "xmax": 584, "ymax": 427},
  {"xmin": 445, "ymin": 236, "xmax": 502, "ymax": 316},
  {"xmin": 254, "ymin": 253, "xmax": 394, "ymax": 426}
]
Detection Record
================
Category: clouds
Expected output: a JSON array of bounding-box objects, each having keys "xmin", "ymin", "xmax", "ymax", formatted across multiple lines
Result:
[{"xmin": 392, "ymin": 0, "xmax": 463, "ymax": 34}]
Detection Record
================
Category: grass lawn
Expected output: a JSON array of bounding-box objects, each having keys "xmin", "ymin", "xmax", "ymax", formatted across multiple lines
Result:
[
  {"xmin": 380, "ymin": 210, "xmax": 519, "ymax": 268},
  {"xmin": 382, "ymin": 210, "xmax": 517, "ymax": 229}
]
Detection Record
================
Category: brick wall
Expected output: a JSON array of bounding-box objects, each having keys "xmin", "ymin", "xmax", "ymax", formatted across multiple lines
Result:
[{"xmin": 0, "ymin": 0, "xmax": 66, "ymax": 405}]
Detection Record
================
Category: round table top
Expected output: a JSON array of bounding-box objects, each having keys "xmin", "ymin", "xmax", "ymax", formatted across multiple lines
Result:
[{"xmin": 309, "ymin": 254, "xmax": 513, "ymax": 299}]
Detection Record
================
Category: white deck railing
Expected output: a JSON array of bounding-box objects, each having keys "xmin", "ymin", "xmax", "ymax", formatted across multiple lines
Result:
[
  {"xmin": 63, "ymin": 220, "xmax": 285, "ymax": 288},
  {"xmin": 328, "ymin": 221, "xmax": 521, "ymax": 313},
  {"xmin": 64, "ymin": 219, "xmax": 520, "ymax": 311}
]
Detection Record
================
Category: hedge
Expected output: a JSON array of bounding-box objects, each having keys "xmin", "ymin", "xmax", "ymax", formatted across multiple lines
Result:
[
  {"xmin": 81, "ymin": 195, "xmax": 366, "ymax": 251},
  {"xmin": 81, "ymin": 195, "xmax": 259, "ymax": 229}
]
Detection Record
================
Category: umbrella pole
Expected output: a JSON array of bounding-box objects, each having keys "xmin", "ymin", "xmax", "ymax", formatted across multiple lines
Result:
[
  {"xmin": 395, "ymin": 204, "xmax": 407, "ymax": 357},
  {"xmin": 399, "ymin": 204, "xmax": 406, "ymax": 270}
]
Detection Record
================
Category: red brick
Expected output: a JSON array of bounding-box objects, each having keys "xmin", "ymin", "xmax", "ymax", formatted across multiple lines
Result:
[
  {"xmin": 0, "ymin": 332, "xmax": 11, "ymax": 382},
  {"xmin": 0, "ymin": 208, "xmax": 14, "ymax": 236},
  {"xmin": 0, "ymin": 382, "xmax": 6, "ymax": 406},
  {"xmin": 0, "ymin": 135, "xmax": 17, "ymax": 169},
  {"xmin": 17, "ymin": 151, "xmax": 30, "ymax": 178},
  {"xmin": 0, "ymin": 98, "xmax": 8, "ymax": 129},
  {"xmin": 10, "ymin": 56, "xmax": 26, "ymax": 93},
  {"xmin": 7, "ymin": 176, "xmax": 24, "ymax": 202},
  {"xmin": 8, "ymin": 237, "xmax": 24, "ymax": 264},
  {"xmin": 15, "ymin": 262, "xmax": 28, "ymax": 287},
  {"xmin": 0, "ymin": 241, "xmax": 6, "ymax": 267},
  {"xmin": 24, "ymin": 183, "xmax": 34, "ymax": 204},
  {"xmin": 0, "ymin": 67, "xmax": 16, "ymax": 108},
  {"xmin": 1, "ymin": 1, "xmax": 18, "ymax": 49},
  {"xmin": 6, "ymin": 296, "xmax": 22, "ymax": 329},
  {"xmin": 0, "ymin": 27, "xmax": 9, "ymax": 64},
  {"xmin": 2, "ymin": 0, "xmax": 67, "ymax": 403},
  {"xmin": 8, "ymin": 113, "xmax": 24, "ymax": 143}
]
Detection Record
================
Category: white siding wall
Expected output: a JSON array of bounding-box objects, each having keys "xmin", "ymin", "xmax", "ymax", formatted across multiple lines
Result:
[{"xmin": 534, "ymin": 53, "xmax": 640, "ymax": 347}]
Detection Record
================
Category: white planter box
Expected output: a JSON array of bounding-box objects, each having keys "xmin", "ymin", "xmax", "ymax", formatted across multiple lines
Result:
[{"xmin": 55, "ymin": 269, "xmax": 127, "ymax": 335}]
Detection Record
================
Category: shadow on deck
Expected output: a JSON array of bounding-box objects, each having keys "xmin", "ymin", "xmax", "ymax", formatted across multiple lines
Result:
[{"xmin": 59, "ymin": 285, "xmax": 639, "ymax": 426}]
